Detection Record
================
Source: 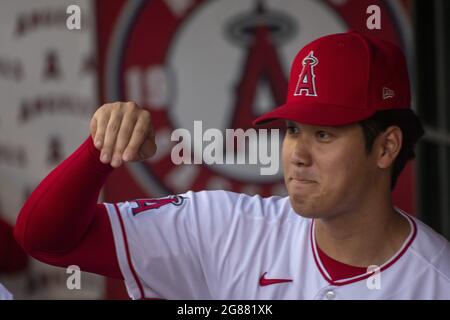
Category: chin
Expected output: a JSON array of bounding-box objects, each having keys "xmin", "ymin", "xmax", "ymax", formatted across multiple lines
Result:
[
  {"xmin": 288, "ymin": 196, "xmax": 325, "ymax": 219},
  {"xmin": 292, "ymin": 208, "xmax": 323, "ymax": 219}
]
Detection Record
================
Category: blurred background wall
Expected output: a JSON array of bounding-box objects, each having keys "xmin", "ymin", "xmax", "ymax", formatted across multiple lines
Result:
[{"xmin": 0, "ymin": 0, "xmax": 448, "ymax": 299}]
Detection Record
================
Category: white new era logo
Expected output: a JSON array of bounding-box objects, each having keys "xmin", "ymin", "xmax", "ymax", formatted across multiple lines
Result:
[{"xmin": 383, "ymin": 87, "xmax": 395, "ymax": 99}]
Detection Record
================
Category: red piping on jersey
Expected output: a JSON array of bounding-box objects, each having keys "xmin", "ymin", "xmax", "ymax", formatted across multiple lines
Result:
[
  {"xmin": 113, "ymin": 203, "xmax": 146, "ymax": 299},
  {"xmin": 316, "ymin": 244, "xmax": 367, "ymax": 280},
  {"xmin": 310, "ymin": 212, "xmax": 417, "ymax": 286},
  {"xmin": 310, "ymin": 223, "xmax": 335, "ymax": 284}
]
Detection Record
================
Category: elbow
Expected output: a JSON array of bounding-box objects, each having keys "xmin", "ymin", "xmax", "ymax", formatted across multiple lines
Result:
[
  {"xmin": 13, "ymin": 206, "xmax": 48, "ymax": 257},
  {"xmin": 13, "ymin": 223, "xmax": 65, "ymax": 267}
]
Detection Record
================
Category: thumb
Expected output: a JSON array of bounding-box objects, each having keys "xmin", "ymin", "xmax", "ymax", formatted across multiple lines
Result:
[{"xmin": 137, "ymin": 137, "xmax": 157, "ymax": 160}]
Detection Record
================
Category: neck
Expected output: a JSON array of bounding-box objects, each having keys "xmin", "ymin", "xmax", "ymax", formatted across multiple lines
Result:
[{"xmin": 314, "ymin": 192, "xmax": 411, "ymax": 268}]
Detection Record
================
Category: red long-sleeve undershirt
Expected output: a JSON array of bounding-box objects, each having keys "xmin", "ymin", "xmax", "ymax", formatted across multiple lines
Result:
[{"xmin": 13, "ymin": 136, "xmax": 123, "ymax": 279}]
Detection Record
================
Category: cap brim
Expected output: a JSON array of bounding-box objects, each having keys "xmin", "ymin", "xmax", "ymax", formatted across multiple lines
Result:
[{"xmin": 253, "ymin": 102, "xmax": 375, "ymax": 127}]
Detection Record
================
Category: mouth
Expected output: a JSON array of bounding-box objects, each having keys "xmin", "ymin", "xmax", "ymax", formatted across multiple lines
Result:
[
  {"xmin": 289, "ymin": 178, "xmax": 317, "ymax": 185},
  {"xmin": 290, "ymin": 177, "xmax": 316, "ymax": 182}
]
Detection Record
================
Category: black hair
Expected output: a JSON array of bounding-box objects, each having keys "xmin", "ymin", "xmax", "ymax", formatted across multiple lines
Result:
[{"xmin": 359, "ymin": 109, "xmax": 425, "ymax": 190}]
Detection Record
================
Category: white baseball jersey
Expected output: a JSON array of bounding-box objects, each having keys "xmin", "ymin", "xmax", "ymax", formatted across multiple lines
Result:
[
  {"xmin": 0, "ymin": 283, "xmax": 13, "ymax": 300},
  {"xmin": 104, "ymin": 190, "xmax": 450, "ymax": 300}
]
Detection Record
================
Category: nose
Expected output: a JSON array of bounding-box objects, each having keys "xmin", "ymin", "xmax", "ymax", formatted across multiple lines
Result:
[{"xmin": 289, "ymin": 135, "xmax": 312, "ymax": 167}]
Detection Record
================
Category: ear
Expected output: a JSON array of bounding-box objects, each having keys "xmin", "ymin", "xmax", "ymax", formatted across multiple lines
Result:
[{"xmin": 376, "ymin": 126, "xmax": 403, "ymax": 169}]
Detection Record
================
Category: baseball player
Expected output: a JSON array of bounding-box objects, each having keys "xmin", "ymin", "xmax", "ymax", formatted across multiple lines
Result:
[{"xmin": 14, "ymin": 31, "xmax": 450, "ymax": 299}]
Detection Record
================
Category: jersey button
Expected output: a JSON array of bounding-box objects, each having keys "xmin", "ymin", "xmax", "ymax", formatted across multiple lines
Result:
[{"xmin": 325, "ymin": 290, "xmax": 336, "ymax": 300}]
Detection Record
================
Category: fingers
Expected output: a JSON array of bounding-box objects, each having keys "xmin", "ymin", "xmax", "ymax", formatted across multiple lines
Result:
[
  {"xmin": 136, "ymin": 137, "xmax": 157, "ymax": 161},
  {"xmin": 92, "ymin": 111, "xmax": 109, "ymax": 150},
  {"xmin": 100, "ymin": 106, "xmax": 122, "ymax": 164},
  {"xmin": 90, "ymin": 117, "xmax": 97, "ymax": 143},
  {"xmin": 137, "ymin": 121, "xmax": 157, "ymax": 160},
  {"xmin": 110, "ymin": 109, "xmax": 138, "ymax": 167},
  {"xmin": 89, "ymin": 102, "xmax": 156, "ymax": 167},
  {"xmin": 123, "ymin": 110, "xmax": 156, "ymax": 162}
]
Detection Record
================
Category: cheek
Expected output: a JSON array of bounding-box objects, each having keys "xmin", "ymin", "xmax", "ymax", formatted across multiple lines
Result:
[
  {"xmin": 281, "ymin": 136, "xmax": 291, "ymax": 162},
  {"xmin": 281, "ymin": 138, "xmax": 292, "ymax": 178},
  {"xmin": 317, "ymin": 148, "xmax": 368, "ymax": 192}
]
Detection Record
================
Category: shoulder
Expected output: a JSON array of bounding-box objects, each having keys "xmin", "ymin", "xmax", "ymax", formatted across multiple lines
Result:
[
  {"xmin": 407, "ymin": 213, "xmax": 450, "ymax": 282},
  {"xmin": 170, "ymin": 190, "xmax": 307, "ymax": 234},
  {"xmin": 188, "ymin": 190, "xmax": 299, "ymax": 222},
  {"xmin": 105, "ymin": 190, "xmax": 295, "ymax": 220},
  {"xmin": 105, "ymin": 190, "xmax": 306, "ymax": 236}
]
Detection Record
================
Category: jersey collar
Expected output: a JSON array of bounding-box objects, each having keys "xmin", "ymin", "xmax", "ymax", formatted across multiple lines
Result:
[{"xmin": 310, "ymin": 208, "xmax": 417, "ymax": 286}]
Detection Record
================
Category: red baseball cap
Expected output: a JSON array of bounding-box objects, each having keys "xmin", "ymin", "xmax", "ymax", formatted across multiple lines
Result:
[{"xmin": 253, "ymin": 31, "xmax": 411, "ymax": 127}]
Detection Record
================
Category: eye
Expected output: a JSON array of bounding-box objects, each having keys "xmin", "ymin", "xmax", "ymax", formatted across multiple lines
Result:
[
  {"xmin": 286, "ymin": 125, "xmax": 300, "ymax": 135},
  {"xmin": 316, "ymin": 130, "xmax": 332, "ymax": 141},
  {"xmin": 285, "ymin": 121, "xmax": 300, "ymax": 135}
]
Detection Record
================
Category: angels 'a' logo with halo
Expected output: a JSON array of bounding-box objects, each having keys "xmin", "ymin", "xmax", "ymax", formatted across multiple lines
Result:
[
  {"xmin": 294, "ymin": 51, "xmax": 319, "ymax": 97},
  {"xmin": 102, "ymin": 0, "xmax": 408, "ymax": 199}
]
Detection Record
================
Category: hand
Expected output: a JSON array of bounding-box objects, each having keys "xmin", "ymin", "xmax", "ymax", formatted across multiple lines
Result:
[{"xmin": 90, "ymin": 102, "xmax": 157, "ymax": 168}]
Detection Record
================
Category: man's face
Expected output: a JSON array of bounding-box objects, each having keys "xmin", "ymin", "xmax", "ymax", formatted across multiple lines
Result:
[{"xmin": 282, "ymin": 120, "xmax": 378, "ymax": 219}]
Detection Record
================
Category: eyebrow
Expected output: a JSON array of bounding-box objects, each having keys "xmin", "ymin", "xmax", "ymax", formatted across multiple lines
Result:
[
  {"xmin": 284, "ymin": 120, "xmax": 345, "ymax": 133},
  {"xmin": 285, "ymin": 120, "xmax": 298, "ymax": 127}
]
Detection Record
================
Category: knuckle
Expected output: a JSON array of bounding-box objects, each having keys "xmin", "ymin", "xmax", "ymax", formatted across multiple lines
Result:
[
  {"xmin": 134, "ymin": 126, "xmax": 147, "ymax": 138},
  {"xmin": 102, "ymin": 142, "xmax": 113, "ymax": 151},
  {"xmin": 140, "ymin": 109, "xmax": 151, "ymax": 119},
  {"xmin": 125, "ymin": 144, "xmax": 139, "ymax": 158},
  {"xmin": 116, "ymin": 134, "xmax": 131, "ymax": 149},
  {"xmin": 126, "ymin": 144, "xmax": 138, "ymax": 153},
  {"xmin": 95, "ymin": 103, "xmax": 114, "ymax": 119},
  {"xmin": 110, "ymin": 107, "xmax": 121, "ymax": 118},
  {"xmin": 103, "ymin": 102, "xmax": 115, "ymax": 111},
  {"xmin": 94, "ymin": 110, "xmax": 104, "ymax": 121},
  {"xmin": 126, "ymin": 101, "xmax": 137, "ymax": 110},
  {"xmin": 98, "ymin": 103, "xmax": 109, "ymax": 110},
  {"xmin": 109, "ymin": 109, "xmax": 122, "ymax": 123},
  {"xmin": 103, "ymin": 134, "xmax": 115, "ymax": 145},
  {"xmin": 114, "ymin": 144, "xmax": 126, "ymax": 153},
  {"xmin": 111, "ymin": 102, "xmax": 122, "ymax": 112},
  {"xmin": 96, "ymin": 125, "xmax": 106, "ymax": 134},
  {"xmin": 109, "ymin": 122, "xmax": 120, "ymax": 133},
  {"xmin": 120, "ymin": 122, "xmax": 132, "ymax": 134},
  {"xmin": 93, "ymin": 106, "xmax": 104, "ymax": 117}
]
